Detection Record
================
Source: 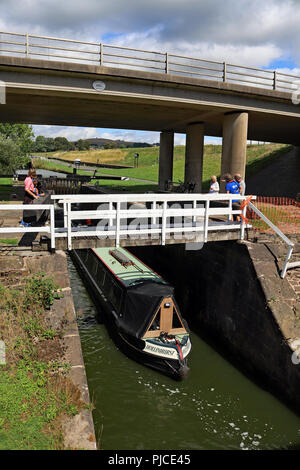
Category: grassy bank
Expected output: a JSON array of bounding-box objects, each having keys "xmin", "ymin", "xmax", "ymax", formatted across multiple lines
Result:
[
  {"xmin": 33, "ymin": 143, "xmax": 292, "ymax": 193},
  {"xmin": 94, "ymin": 144, "xmax": 291, "ymax": 189},
  {"xmin": 0, "ymin": 238, "xmax": 18, "ymax": 245},
  {"xmin": 0, "ymin": 273, "xmax": 83, "ymax": 450},
  {"xmin": 0, "ymin": 177, "xmax": 13, "ymax": 201}
]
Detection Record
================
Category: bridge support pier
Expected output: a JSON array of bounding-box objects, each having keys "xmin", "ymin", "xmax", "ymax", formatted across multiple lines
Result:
[
  {"xmin": 158, "ymin": 131, "xmax": 174, "ymax": 191},
  {"xmin": 184, "ymin": 122, "xmax": 204, "ymax": 193},
  {"xmin": 220, "ymin": 112, "xmax": 248, "ymax": 192}
]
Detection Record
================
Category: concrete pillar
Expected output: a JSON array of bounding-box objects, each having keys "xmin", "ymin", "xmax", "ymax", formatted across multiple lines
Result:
[
  {"xmin": 158, "ymin": 131, "xmax": 174, "ymax": 191},
  {"xmin": 220, "ymin": 112, "xmax": 248, "ymax": 192},
  {"xmin": 184, "ymin": 122, "xmax": 204, "ymax": 193}
]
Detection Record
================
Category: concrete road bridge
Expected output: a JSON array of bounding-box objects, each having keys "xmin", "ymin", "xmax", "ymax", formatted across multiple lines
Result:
[{"xmin": 0, "ymin": 31, "xmax": 300, "ymax": 193}]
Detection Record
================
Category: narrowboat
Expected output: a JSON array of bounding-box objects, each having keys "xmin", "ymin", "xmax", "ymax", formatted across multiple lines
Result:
[{"xmin": 72, "ymin": 247, "xmax": 191, "ymax": 379}]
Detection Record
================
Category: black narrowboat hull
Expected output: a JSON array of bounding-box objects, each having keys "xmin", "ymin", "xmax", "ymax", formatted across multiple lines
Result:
[{"xmin": 71, "ymin": 250, "xmax": 190, "ymax": 380}]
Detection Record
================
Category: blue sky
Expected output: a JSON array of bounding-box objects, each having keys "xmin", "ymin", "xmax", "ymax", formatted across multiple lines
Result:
[{"xmin": 1, "ymin": 0, "xmax": 299, "ymax": 145}]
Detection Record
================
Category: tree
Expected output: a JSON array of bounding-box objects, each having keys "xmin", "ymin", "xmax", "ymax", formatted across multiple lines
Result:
[
  {"xmin": 0, "ymin": 136, "xmax": 23, "ymax": 173},
  {"xmin": 44, "ymin": 138, "xmax": 56, "ymax": 152},
  {"xmin": 54, "ymin": 136, "xmax": 70, "ymax": 151},
  {"xmin": 34, "ymin": 135, "xmax": 47, "ymax": 153},
  {"xmin": 76, "ymin": 139, "xmax": 90, "ymax": 151},
  {"xmin": 0, "ymin": 123, "xmax": 34, "ymax": 156}
]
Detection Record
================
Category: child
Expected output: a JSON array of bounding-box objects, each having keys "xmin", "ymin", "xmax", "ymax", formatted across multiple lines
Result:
[{"xmin": 33, "ymin": 178, "xmax": 45, "ymax": 198}]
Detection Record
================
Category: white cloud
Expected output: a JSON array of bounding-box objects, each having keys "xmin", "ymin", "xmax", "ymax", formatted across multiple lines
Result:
[
  {"xmin": 0, "ymin": 0, "xmax": 298, "ymax": 67},
  {"xmin": 32, "ymin": 125, "xmax": 162, "ymax": 144},
  {"xmin": 33, "ymin": 125, "xmax": 98, "ymax": 141},
  {"xmin": 32, "ymin": 125, "xmax": 221, "ymax": 146},
  {"xmin": 3, "ymin": 0, "xmax": 300, "ymax": 142},
  {"xmin": 112, "ymin": 28, "xmax": 282, "ymax": 67}
]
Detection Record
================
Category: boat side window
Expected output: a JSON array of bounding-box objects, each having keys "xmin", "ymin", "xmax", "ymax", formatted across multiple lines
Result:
[
  {"xmin": 96, "ymin": 263, "xmax": 105, "ymax": 286},
  {"xmin": 85, "ymin": 251, "xmax": 91, "ymax": 270},
  {"xmin": 103, "ymin": 270, "xmax": 110, "ymax": 294},
  {"xmin": 86, "ymin": 251, "xmax": 97, "ymax": 276},
  {"xmin": 78, "ymin": 249, "xmax": 88, "ymax": 264},
  {"xmin": 106, "ymin": 276, "xmax": 123, "ymax": 313},
  {"xmin": 90, "ymin": 252, "xmax": 98, "ymax": 277}
]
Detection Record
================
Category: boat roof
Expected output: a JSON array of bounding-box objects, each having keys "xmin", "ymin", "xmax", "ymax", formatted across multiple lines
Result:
[{"xmin": 92, "ymin": 247, "xmax": 166, "ymax": 288}]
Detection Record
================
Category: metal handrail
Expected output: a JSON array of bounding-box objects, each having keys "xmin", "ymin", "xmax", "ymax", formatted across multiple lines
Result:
[
  {"xmin": 0, "ymin": 195, "xmax": 297, "ymax": 276},
  {"xmin": 0, "ymin": 30, "xmax": 299, "ymax": 92},
  {"xmin": 248, "ymin": 202, "xmax": 296, "ymax": 278},
  {"xmin": 52, "ymin": 193, "xmax": 255, "ymax": 250},
  {"xmin": 0, "ymin": 203, "xmax": 55, "ymax": 250}
]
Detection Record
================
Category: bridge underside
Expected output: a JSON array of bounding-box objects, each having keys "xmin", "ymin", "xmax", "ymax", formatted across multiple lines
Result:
[{"xmin": 0, "ymin": 56, "xmax": 300, "ymax": 144}]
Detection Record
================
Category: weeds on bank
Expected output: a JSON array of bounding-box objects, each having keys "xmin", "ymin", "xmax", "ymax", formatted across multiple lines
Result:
[{"xmin": 0, "ymin": 273, "xmax": 83, "ymax": 450}]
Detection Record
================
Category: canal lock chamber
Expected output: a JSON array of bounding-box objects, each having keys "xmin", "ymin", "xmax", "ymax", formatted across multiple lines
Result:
[
  {"xmin": 128, "ymin": 241, "xmax": 300, "ymax": 416},
  {"xmin": 67, "ymin": 241, "xmax": 300, "ymax": 450}
]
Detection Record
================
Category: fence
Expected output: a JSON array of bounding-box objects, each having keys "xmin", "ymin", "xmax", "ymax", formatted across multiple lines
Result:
[
  {"xmin": 247, "ymin": 197, "xmax": 300, "ymax": 234},
  {"xmin": 0, "ymin": 30, "xmax": 299, "ymax": 93}
]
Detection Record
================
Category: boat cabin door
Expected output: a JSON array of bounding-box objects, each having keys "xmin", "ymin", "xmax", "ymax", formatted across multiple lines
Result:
[{"xmin": 144, "ymin": 297, "xmax": 187, "ymax": 338}]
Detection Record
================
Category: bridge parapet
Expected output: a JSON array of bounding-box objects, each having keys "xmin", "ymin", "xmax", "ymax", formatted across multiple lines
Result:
[{"xmin": 0, "ymin": 30, "xmax": 299, "ymax": 94}]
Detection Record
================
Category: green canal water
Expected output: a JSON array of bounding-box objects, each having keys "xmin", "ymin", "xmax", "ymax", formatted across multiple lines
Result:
[{"xmin": 67, "ymin": 257, "xmax": 300, "ymax": 451}]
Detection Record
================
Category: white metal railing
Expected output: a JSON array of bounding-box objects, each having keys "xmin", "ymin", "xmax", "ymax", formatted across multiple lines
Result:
[
  {"xmin": 0, "ymin": 204, "xmax": 55, "ymax": 249},
  {"xmin": 51, "ymin": 193, "xmax": 255, "ymax": 250},
  {"xmin": 0, "ymin": 195, "xmax": 298, "ymax": 278},
  {"xmin": 0, "ymin": 30, "xmax": 299, "ymax": 93},
  {"xmin": 248, "ymin": 202, "xmax": 297, "ymax": 278}
]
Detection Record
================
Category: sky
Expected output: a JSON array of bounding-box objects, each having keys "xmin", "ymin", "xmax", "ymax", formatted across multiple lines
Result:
[{"xmin": 1, "ymin": 0, "xmax": 299, "ymax": 145}]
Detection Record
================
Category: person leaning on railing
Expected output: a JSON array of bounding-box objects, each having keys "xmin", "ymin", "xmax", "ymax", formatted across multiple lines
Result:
[{"xmin": 20, "ymin": 168, "xmax": 39, "ymax": 227}]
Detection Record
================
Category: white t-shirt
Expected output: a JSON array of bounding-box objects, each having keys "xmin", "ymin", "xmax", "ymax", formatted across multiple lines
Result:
[{"xmin": 209, "ymin": 181, "xmax": 219, "ymax": 193}]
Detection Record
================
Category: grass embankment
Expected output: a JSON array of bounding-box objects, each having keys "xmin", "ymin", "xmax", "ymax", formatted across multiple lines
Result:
[
  {"xmin": 0, "ymin": 238, "xmax": 18, "ymax": 245},
  {"xmin": 0, "ymin": 177, "xmax": 14, "ymax": 200},
  {"xmin": 0, "ymin": 273, "xmax": 83, "ymax": 450},
  {"xmin": 33, "ymin": 143, "xmax": 292, "ymax": 193}
]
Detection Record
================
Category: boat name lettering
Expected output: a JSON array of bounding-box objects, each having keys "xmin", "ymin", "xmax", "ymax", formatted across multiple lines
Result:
[{"xmin": 144, "ymin": 343, "xmax": 176, "ymax": 357}]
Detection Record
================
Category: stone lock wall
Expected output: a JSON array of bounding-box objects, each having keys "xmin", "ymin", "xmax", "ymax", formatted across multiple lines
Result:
[{"xmin": 130, "ymin": 241, "xmax": 300, "ymax": 413}]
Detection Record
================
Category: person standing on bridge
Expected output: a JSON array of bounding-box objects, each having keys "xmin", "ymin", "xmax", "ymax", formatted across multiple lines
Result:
[
  {"xmin": 222, "ymin": 173, "xmax": 240, "ymax": 222},
  {"xmin": 209, "ymin": 175, "xmax": 219, "ymax": 193},
  {"xmin": 20, "ymin": 168, "xmax": 39, "ymax": 227},
  {"xmin": 234, "ymin": 174, "xmax": 246, "ymax": 196}
]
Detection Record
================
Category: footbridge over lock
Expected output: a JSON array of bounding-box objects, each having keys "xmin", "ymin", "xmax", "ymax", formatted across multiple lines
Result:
[
  {"xmin": 0, "ymin": 192, "xmax": 298, "ymax": 279},
  {"xmin": 1, "ymin": 30, "xmax": 300, "ymax": 193}
]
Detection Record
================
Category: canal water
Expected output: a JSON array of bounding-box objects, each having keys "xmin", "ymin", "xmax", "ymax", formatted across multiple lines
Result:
[{"xmin": 67, "ymin": 256, "xmax": 300, "ymax": 451}]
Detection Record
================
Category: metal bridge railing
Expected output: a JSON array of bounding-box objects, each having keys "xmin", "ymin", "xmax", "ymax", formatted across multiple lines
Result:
[
  {"xmin": 0, "ymin": 203, "xmax": 55, "ymax": 250},
  {"xmin": 50, "ymin": 193, "xmax": 254, "ymax": 250},
  {"xmin": 248, "ymin": 202, "xmax": 296, "ymax": 278},
  {"xmin": 0, "ymin": 30, "xmax": 299, "ymax": 93},
  {"xmin": 0, "ymin": 193, "xmax": 299, "ymax": 277},
  {"xmin": 246, "ymin": 197, "xmax": 300, "ymax": 278}
]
